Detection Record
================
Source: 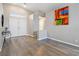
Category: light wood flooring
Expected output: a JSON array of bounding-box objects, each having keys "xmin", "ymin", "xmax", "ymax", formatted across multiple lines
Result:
[{"xmin": 0, "ymin": 36, "xmax": 79, "ymax": 56}]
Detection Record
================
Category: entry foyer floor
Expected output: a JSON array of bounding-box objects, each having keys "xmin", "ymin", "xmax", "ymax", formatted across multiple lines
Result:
[{"xmin": 0, "ymin": 36, "xmax": 79, "ymax": 56}]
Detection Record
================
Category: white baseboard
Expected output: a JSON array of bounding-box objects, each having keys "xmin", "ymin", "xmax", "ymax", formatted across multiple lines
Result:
[
  {"xmin": 26, "ymin": 34, "xmax": 34, "ymax": 37},
  {"xmin": 48, "ymin": 37, "xmax": 79, "ymax": 48},
  {"xmin": 11, "ymin": 34, "xmax": 34, "ymax": 38},
  {"xmin": 38, "ymin": 37, "xmax": 48, "ymax": 40}
]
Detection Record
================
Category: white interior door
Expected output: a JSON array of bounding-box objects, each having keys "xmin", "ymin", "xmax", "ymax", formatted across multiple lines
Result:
[
  {"xmin": 38, "ymin": 16, "xmax": 47, "ymax": 40},
  {"xmin": 39, "ymin": 16, "xmax": 45, "ymax": 31},
  {"xmin": 18, "ymin": 18, "xmax": 27, "ymax": 36},
  {"xmin": 9, "ymin": 16, "xmax": 27, "ymax": 37},
  {"xmin": 9, "ymin": 17, "xmax": 18, "ymax": 37},
  {"xmin": 4, "ymin": 5, "xmax": 28, "ymax": 37}
]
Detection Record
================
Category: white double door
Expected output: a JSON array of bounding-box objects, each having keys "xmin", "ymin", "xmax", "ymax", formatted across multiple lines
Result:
[{"xmin": 9, "ymin": 17, "xmax": 27, "ymax": 37}]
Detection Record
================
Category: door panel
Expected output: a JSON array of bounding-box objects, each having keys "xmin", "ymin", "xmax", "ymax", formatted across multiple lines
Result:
[
  {"xmin": 9, "ymin": 17, "xmax": 27, "ymax": 37},
  {"xmin": 18, "ymin": 18, "xmax": 27, "ymax": 36},
  {"xmin": 9, "ymin": 17, "xmax": 18, "ymax": 37}
]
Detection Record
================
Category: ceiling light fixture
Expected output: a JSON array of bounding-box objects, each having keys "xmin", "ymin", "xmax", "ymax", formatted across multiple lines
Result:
[{"xmin": 23, "ymin": 3, "xmax": 26, "ymax": 7}]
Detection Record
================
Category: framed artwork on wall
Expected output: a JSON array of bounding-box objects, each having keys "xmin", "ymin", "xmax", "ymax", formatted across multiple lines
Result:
[{"xmin": 55, "ymin": 6, "xmax": 69, "ymax": 25}]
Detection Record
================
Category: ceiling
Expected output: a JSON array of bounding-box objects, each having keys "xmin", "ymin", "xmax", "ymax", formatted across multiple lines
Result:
[{"xmin": 8, "ymin": 3, "xmax": 68, "ymax": 13}]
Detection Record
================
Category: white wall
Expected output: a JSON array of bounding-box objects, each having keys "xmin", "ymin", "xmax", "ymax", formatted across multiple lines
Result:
[
  {"xmin": 3, "ymin": 4, "xmax": 34, "ymax": 37},
  {"xmin": 46, "ymin": 4, "xmax": 79, "ymax": 46},
  {"xmin": 33, "ymin": 11, "xmax": 45, "ymax": 32},
  {"xmin": 0, "ymin": 4, "xmax": 4, "ymax": 51},
  {"xmin": 27, "ymin": 14, "xmax": 34, "ymax": 36},
  {"xmin": 32, "ymin": 12, "xmax": 48, "ymax": 40},
  {"xmin": 33, "ymin": 12, "xmax": 39, "ymax": 32}
]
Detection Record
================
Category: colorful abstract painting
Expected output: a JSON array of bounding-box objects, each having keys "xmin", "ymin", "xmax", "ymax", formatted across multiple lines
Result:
[{"xmin": 55, "ymin": 6, "xmax": 69, "ymax": 25}]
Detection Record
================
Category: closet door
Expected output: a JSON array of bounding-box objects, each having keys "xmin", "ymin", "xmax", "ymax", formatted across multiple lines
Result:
[
  {"xmin": 9, "ymin": 17, "xmax": 18, "ymax": 37},
  {"xmin": 18, "ymin": 17, "xmax": 27, "ymax": 36},
  {"xmin": 38, "ymin": 16, "xmax": 47, "ymax": 40},
  {"xmin": 9, "ymin": 16, "xmax": 27, "ymax": 37},
  {"xmin": 8, "ymin": 5, "xmax": 28, "ymax": 37}
]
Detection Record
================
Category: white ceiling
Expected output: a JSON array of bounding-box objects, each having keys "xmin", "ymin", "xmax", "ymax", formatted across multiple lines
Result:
[
  {"xmin": 24, "ymin": 3, "xmax": 61, "ymax": 13},
  {"xmin": 8, "ymin": 3, "xmax": 68, "ymax": 13}
]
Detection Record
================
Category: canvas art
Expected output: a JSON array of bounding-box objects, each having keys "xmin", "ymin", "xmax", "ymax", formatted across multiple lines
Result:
[{"xmin": 55, "ymin": 6, "xmax": 69, "ymax": 25}]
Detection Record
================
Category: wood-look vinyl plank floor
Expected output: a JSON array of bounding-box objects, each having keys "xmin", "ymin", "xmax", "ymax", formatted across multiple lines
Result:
[{"xmin": 0, "ymin": 36, "xmax": 79, "ymax": 56}]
